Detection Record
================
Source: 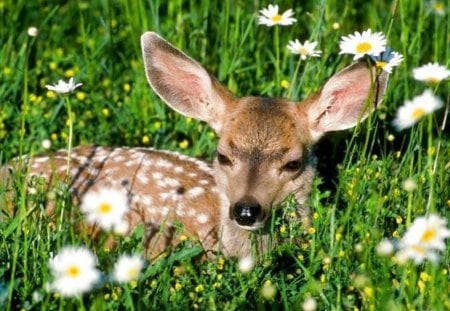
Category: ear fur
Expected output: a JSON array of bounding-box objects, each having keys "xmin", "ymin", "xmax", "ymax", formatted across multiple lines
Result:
[
  {"xmin": 302, "ymin": 61, "xmax": 388, "ymax": 141},
  {"xmin": 141, "ymin": 32, "xmax": 235, "ymax": 133}
]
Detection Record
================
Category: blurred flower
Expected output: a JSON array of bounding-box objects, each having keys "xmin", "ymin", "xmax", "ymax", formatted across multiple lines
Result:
[
  {"xmin": 393, "ymin": 89, "xmax": 442, "ymax": 130},
  {"xmin": 430, "ymin": 1, "xmax": 445, "ymax": 15},
  {"xmin": 402, "ymin": 178, "xmax": 417, "ymax": 192},
  {"xmin": 45, "ymin": 77, "xmax": 82, "ymax": 94},
  {"xmin": 80, "ymin": 188, "xmax": 130, "ymax": 231},
  {"xmin": 41, "ymin": 139, "xmax": 52, "ymax": 150},
  {"xmin": 260, "ymin": 280, "xmax": 277, "ymax": 300},
  {"xmin": 339, "ymin": 29, "xmax": 386, "ymax": 60},
  {"xmin": 287, "ymin": 39, "xmax": 322, "ymax": 60},
  {"xmin": 395, "ymin": 244, "xmax": 439, "ymax": 264},
  {"xmin": 376, "ymin": 239, "xmax": 395, "ymax": 256},
  {"xmin": 113, "ymin": 254, "xmax": 144, "ymax": 283},
  {"xmin": 47, "ymin": 246, "xmax": 100, "ymax": 297},
  {"xmin": 412, "ymin": 62, "xmax": 450, "ymax": 83},
  {"xmin": 302, "ymin": 297, "xmax": 317, "ymax": 311},
  {"xmin": 332, "ymin": 22, "xmax": 340, "ymax": 30},
  {"xmin": 258, "ymin": 4, "xmax": 296, "ymax": 27},
  {"xmin": 401, "ymin": 214, "xmax": 450, "ymax": 250},
  {"xmin": 27, "ymin": 26, "xmax": 38, "ymax": 37},
  {"xmin": 369, "ymin": 48, "xmax": 404, "ymax": 73},
  {"xmin": 280, "ymin": 80, "xmax": 290, "ymax": 89},
  {"xmin": 238, "ymin": 255, "xmax": 255, "ymax": 273}
]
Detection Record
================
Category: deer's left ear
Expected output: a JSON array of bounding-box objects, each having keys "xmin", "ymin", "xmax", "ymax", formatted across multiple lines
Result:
[{"xmin": 302, "ymin": 61, "xmax": 388, "ymax": 142}]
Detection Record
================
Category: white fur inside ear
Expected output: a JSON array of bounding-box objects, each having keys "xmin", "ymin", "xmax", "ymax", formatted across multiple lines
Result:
[{"xmin": 307, "ymin": 62, "xmax": 386, "ymax": 140}]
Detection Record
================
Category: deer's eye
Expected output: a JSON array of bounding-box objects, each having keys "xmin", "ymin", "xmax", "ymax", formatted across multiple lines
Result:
[
  {"xmin": 217, "ymin": 152, "xmax": 232, "ymax": 166},
  {"xmin": 282, "ymin": 159, "xmax": 302, "ymax": 172}
]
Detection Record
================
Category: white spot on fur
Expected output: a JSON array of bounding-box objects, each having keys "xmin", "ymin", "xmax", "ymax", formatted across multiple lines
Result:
[
  {"xmin": 163, "ymin": 177, "xmax": 180, "ymax": 188},
  {"xmin": 137, "ymin": 172, "xmax": 150, "ymax": 184},
  {"xmin": 161, "ymin": 207, "xmax": 169, "ymax": 216},
  {"xmin": 34, "ymin": 157, "xmax": 49, "ymax": 163},
  {"xmin": 199, "ymin": 179, "xmax": 209, "ymax": 185},
  {"xmin": 197, "ymin": 213, "xmax": 209, "ymax": 224},
  {"xmin": 113, "ymin": 155, "xmax": 126, "ymax": 162},
  {"xmin": 155, "ymin": 159, "xmax": 173, "ymax": 169},
  {"xmin": 174, "ymin": 166, "xmax": 184, "ymax": 174},
  {"xmin": 187, "ymin": 186, "xmax": 205, "ymax": 198},
  {"xmin": 152, "ymin": 172, "xmax": 163, "ymax": 179},
  {"xmin": 141, "ymin": 195, "xmax": 153, "ymax": 205}
]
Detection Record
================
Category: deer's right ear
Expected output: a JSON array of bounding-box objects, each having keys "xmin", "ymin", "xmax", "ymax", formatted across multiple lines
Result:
[{"xmin": 141, "ymin": 32, "xmax": 235, "ymax": 133}]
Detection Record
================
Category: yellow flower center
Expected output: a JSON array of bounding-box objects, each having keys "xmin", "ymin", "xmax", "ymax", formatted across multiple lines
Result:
[
  {"xmin": 412, "ymin": 107, "xmax": 426, "ymax": 120},
  {"xmin": 421, "ymin": 228, "xmax": 436, "ymax": 243},
  {"xmin": 426, "ymin": 77, "xmax": 439, "ymax": 84},
  {"xmin": 66, "ymin": 265, "xmax": 80, "ymax": 278},
  {"xmin": 376, "ymin": 61, "xmax": 387, "ymax": 68},
  {"xmin": 271, "ymin": 14, "xmax": 282, "ymax": 23},
  {"xmin": 432, "ymin": 2, "xmax": 444, "ymax": 12},
  {"xmin": 412, "ymin": 245, "xmax": 425, "ymax": 254},
  {"xmin": 356, "ymin": 42, "xmax": 372, "ymax": 53},
  {"xmin": 98, "ymin": 202, "xmax": 113, "ymax": 214},
  {"xmin": 128, "ymin": 268, "xmax": 139, "ymax": 280},
  {"xmin": 297, "ymin": 47, "xmax": 309, "ymax": 55}
]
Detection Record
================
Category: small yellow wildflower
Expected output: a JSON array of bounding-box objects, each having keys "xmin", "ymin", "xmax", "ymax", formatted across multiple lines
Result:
[
  {"xmin": 313, "ymin": 212, "xmax": 319, "ymax": 220},
  {"xmin": 102, "ymin": 108, "xmax": 110, "ymax": 117},
  {"xmin": 175, "ymin": 283, "xmax": 182, "ymax": 291},
  {"xmin": 142, "ymin": 135, "xmax": 150, "ymax": 144},
  {"xmin": 179, "ymin": 139, "xmax": 189, "ymax": 149},
  {"xmin": 123, "ymin": 83, "xmax": 131, "ymax": 93},
  {"xmin": 3, "ymin": 67, "xmax": 12, "ymax": 75},
  {"xmin": 65, "ymin": 69, "xmax": 75, "ymax": 78},
  {"xmin": 308, "ymin": 227, "xmax": 316, "ymax": 234},
  {"xmin": 280, "ymin": 225, "xmax": 286, "ymax": 233},
  {"xmin": 280, "ymin": 80, "xmax": 290, "ymax": 88},
  {"xmin": 49, "ymin": 62, "xmax": 57, "ymax": 71},
  {"xmin": 46, "ymin": 91, "xmax": 56, "ymax": 99},
  {"xmin": 195, "ymin": 284, "xmax": 204, "ymax": 293},
  {"xmin": 76, "ymin": 91, "xmax": 86, "ymax": 101},
  {"xmin": 363, "ymin": 286, "xmax": 374, "ymax": 298}
]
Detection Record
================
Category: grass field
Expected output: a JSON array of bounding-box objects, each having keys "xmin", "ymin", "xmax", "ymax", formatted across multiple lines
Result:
[{"xmin": 1, "ymin": 0, "xmax": 449, "ymax": 310}]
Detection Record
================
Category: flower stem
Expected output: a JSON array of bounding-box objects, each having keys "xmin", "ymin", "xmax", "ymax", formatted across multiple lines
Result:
[
  {"xmin": 287, "ymin": 58, "xmax": 302, "ymax": 99},
  {"xmin": 274, "ymin": 26, "xmax": 280, "ymax": 92},
  {"xmin": 65, "ymin": 96, "xmax": 73, "ymax": 177}
]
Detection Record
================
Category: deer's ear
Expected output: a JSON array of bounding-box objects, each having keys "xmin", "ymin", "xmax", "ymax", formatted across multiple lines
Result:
[
  {"xmin": 141, "ymin": 32, "xmax": 235, "ymax": 133},
  {"xmin": 302, "ymin": 61, "xmax": 388, "ymax": 142}
]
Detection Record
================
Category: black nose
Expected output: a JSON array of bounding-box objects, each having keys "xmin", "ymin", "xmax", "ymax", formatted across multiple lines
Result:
[{"xmin": 232, "ymin": 201, "xmax": 262, "ymax": 226}]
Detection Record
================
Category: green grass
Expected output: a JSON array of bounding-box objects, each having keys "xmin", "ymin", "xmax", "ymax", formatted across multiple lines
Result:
[{"xmin": 1, "ymin": 0, "xmax": 449, "ymax": 309}]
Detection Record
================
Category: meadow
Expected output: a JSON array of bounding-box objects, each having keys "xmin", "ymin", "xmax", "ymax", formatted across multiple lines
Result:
[{"xmin": 0, "ymin": 0, "xmax": 449, "ymax": 310}]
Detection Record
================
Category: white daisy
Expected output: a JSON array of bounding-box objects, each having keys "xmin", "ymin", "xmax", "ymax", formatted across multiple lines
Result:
[
  {"xmin": 45, "ymin": 77, "xmax": 82, "ymax": 94},
  {"xmin": 47, "ymin": 246, "xmax": 101, "ymax": 297},
  {"xmin": 238, "ymin": 255, "xmax": 255, "ymax": 273},
  {"xmin": 412, "ymin": 62, "xmax": 450, "ymax": 83},
  {"xmin": 376, "ymin": 239, "xmax": 395, "ymax": 256},
  {"xmin": 401, "ymin": 214, "xmax": 450, "ymax": 251},
  {"xmin": 113, "ymin": 254, "xmax": 145, "ymax": 283},
  {"xmin": 430, "ymin": 1, "xmax": 445, "ymax": 15},
  {"xmin": 393, "ymin": 89, "xmax": 443, "ymax": 130},
  {"xmin": 395, "ymin": 244, "xmax": 439, "ymax": 264},
  {"xmin": 80, "ymin": 188, "xmax": 130, "ymax": 231},
  {"xmin": 371, "ymin": 49, "xmax": 404, "ymax": 73},
  {"xmin": 302, "ymin": 297, "xmax": 317, "ymax": 311},
  {"xmin": 258, "ymin": 4, "xmax": 296, "ymax": 27},
  {"xmin": 27, "ymin": 26, "xmax": 39, "ymax": 37},
  {"xmin": 339, "ymin": 29, "xmax": 386, "ymax": 60},
  {"xmin": 287, "ymin": 39, "xmax": 322, "ymax": 60}
]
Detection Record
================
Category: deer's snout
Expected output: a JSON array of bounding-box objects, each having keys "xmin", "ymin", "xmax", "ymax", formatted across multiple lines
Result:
[{"xmin": 231, "ymin": 197, "xmax": 264, "ymax": 229}]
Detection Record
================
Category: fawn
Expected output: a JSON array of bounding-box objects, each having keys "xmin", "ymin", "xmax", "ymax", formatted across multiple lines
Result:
[{"xmin": 2, "ymin": 32, "xmax": 388, "ymax": 259}]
